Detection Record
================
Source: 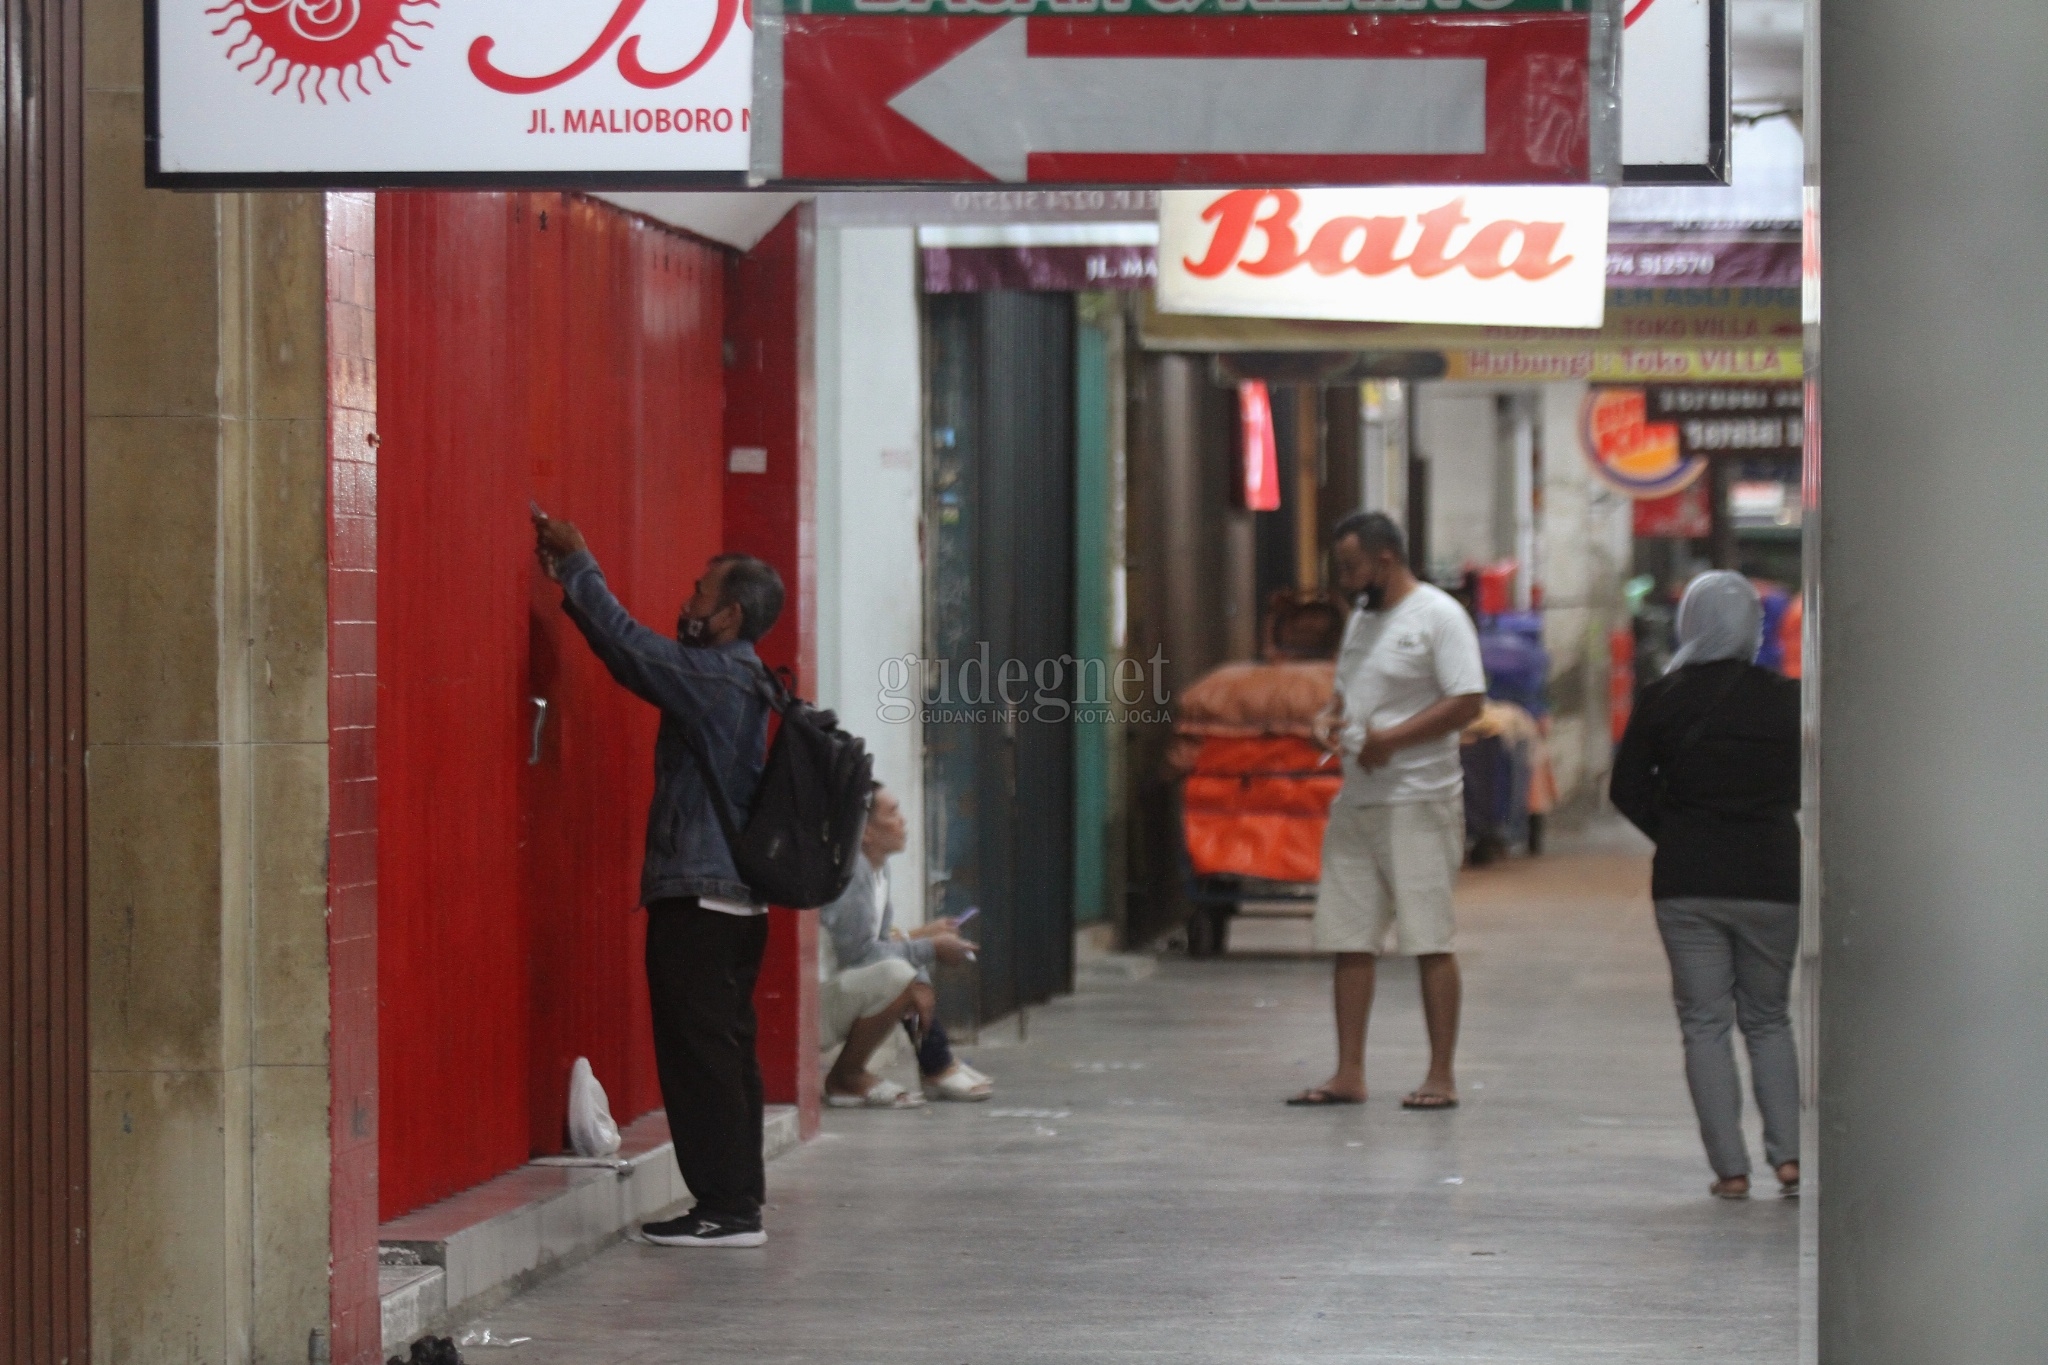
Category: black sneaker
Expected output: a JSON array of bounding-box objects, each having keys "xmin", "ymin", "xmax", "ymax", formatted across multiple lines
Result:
[{"xmin": 642, "ymin": 1211, "xmax": 766, "ymax": 1248}]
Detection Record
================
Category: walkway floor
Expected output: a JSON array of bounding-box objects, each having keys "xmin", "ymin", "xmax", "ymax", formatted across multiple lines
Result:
[{"xmin": 456, "ymin": 823, "xmax": 1799, "ymax": 1363}]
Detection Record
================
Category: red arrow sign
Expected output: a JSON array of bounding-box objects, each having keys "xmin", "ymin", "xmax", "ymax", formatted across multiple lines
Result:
[{"xmin": 757, "ymin": 13, "xmax": 1609, "ymax": 186}]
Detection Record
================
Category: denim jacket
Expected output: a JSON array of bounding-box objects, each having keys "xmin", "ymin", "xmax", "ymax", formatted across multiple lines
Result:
[{"xmin": 556, "ymin": 549, "xmax": 771, "ymax": 907}]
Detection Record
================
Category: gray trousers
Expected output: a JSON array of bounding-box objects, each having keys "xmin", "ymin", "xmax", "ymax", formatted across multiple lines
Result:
[{"xmin": 1654, "ymin": 898, "xmax": 1802, "ymax": 1178}]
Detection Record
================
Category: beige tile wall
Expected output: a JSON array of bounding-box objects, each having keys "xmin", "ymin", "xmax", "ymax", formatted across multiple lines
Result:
[{"xmin": 86, "ymin": 1, "xmax": 336, "ymax": 1355}]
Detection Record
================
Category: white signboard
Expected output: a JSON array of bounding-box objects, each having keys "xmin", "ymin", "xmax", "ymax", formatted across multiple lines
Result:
[
  {"xmin": 151, "ymin": 0, "xmax": 751, "ymax": 180},
  {"xmin": 149, "ymin": 0, "xmax": 1718, "ymax": 185},
  {"xmin": 1620, "ymin": 0, "xmax": 1726, "ymax": 182},
  {"xmin": 1156, "ymin": 187, "xmax": 1611, "ymax": 330}
]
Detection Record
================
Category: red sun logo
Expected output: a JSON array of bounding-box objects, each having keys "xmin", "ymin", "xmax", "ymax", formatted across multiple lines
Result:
[{"xmin": 208, "ymin": 0, "xmax": 439, "ymax": 102}]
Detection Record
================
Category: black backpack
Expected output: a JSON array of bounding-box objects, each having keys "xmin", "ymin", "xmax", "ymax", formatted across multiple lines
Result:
[{"xmin": 680, "ymin": 667, "xmax": 874, "ymax": 910}]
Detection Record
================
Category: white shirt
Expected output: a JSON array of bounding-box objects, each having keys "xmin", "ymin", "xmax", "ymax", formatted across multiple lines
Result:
[{"xmin": 1334, "ymin": 582, "xmax": 1487, "ymax": 806}]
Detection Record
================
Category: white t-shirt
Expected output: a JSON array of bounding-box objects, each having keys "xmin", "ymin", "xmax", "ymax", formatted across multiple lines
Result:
[{"xmin": 1334, "ymin": 583, "xmax": 1487, "ymax": 806}]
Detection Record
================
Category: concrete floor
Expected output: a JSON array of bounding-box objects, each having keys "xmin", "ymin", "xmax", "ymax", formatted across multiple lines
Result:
[{"xmin": 456, "ymin": 824, "xmax": 1799, "ymax": 1363}]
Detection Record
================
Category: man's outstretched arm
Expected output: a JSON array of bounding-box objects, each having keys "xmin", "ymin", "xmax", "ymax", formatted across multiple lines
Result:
[{"xmin": 536, "ymin": 515, "xmax": 720, "ymax": 720}]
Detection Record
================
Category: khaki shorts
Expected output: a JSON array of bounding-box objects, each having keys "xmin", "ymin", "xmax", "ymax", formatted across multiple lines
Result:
[
  {"xmin": 1313, "ymin": 798, "xmax": 1464, "ymax": 956},
  {"xmin": 819, "ymin": 958, "xmax": 918, "ymax": 1047}
]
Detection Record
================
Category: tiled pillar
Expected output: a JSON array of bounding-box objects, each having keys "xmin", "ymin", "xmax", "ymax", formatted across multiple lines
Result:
[
  {"xmin": 325, "ymin": 192, "xmax": 382, "ymax": 1365},
  {"xmin": 84, "ymin": 1, "xmax": 339, "ymax": 1351},
  {"xmin": 1536, "ymin": 380, "xmax": 1631, "ymax": 810}
]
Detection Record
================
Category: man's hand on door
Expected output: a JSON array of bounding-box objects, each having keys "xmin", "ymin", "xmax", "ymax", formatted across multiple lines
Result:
[{"xmin": 533, "ymin": 510, "xmax": 588, "ymax": 581}]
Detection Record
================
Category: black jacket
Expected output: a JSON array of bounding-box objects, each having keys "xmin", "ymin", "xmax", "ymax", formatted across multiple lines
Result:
[
  {"xmin": 1609, "ymin": 659, "xmax": 1801, "ymax": 904},
  {"xmin": 558, "ymin": 550, "xmax": 772, "ymax": 907}
]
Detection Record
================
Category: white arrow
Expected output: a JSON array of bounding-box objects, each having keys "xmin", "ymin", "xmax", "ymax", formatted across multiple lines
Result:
[{"xmin": 887, "ymin": 18, "xmax": 1487, "ymax": 182}]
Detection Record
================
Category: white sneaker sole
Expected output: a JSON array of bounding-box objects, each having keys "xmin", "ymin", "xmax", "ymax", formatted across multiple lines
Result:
[{"xmin": 644, "ymin": 1229, "xmax": 767, "ymax": 1248}]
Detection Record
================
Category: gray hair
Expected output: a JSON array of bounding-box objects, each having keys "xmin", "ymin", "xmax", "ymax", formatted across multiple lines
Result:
[{"xmin": 711, "ymin": 554, "xmax": 786, "ymax": 643}]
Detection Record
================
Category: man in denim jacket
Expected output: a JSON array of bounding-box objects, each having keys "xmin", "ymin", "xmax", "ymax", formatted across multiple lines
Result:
[{"xmin": 536, "ymin": 511, "xmax": 783, "ymax": 1248}]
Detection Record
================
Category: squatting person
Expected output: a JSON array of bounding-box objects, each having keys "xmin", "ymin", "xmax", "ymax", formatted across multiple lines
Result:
[
  {"xmin": 1610, "ymin": 571, "xmax": 1803, "ymax": 1200},
  {"xmin": 818, "ymin": 785, "xmax": 988, "ymax": 1107},
  {"xmin": 1290, "ymin": 512, "xmax": 1486, "ymax": 1112},
  {"xmin": 535, "ymin": 510, "xmax": 785, "ymax": 1248}
]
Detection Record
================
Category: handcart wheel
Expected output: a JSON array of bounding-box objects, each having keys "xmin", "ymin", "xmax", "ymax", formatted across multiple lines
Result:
[{"xmin": 1186, "ymin": 904, "xmax": 1228, "ymax": 958}]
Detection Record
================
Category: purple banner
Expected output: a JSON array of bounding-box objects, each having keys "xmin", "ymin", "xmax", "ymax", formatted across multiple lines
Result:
[
  {"xmin": 922, "ymin": 246, "xmax": 1157, "ymax": 293},
  {"xmin": 1604, "ymin": 238, "xmax": 1802, "ymax": 289}
]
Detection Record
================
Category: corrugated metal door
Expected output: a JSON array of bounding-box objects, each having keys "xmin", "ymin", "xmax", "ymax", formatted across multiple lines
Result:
[
  {"xmin": 2, "ymin": 0, "xmax": 89, "ymax": 1353},
  {"xmin": 924, "ymin": 291, "xmax": 1076, "ymax": 1021},
  {"xmin": 376, "ymin": 193, "xmax": 724, "ymax": 1218}
]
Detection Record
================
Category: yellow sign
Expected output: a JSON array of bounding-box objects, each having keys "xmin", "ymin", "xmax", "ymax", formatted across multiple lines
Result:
[{"xmin": 1443, "ymin": 346, "xmax": 1802, "ymax": 383}]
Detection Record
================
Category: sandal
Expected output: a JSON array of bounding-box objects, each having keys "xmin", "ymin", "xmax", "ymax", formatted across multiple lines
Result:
[
  {"xmin": 1401, "ymin": 1090, "xmax": 1459, "ymax": 1111},
  {"xmin": 1286, "ymin": 1088, "xmax": 1364, "ymax": 1106},
  {"xmin": 1710, "ymin": 1176, "xmax": 1751, "ymax": 1200},
  {"xmin": 825, "ymin": 1078, "xmax": 926, "ymax": 1109},
  {"xmin": 1776, "ymin": 1163, "xmax": 1801, "ymax": 1198},
  {"xmin": 922, "ymin": 1067, "xmax": 993, "ymax": 1102}
]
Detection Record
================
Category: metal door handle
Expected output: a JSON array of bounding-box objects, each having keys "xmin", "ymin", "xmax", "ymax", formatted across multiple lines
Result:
[{"xmin": 528, "ymin": 697, "xmax": 549, "ymax": 765}]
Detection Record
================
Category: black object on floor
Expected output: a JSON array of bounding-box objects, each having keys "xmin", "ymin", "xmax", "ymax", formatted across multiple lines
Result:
[{"xmin": 389, "ymin": 1335, "xmax": 462, "ymax": 1365}]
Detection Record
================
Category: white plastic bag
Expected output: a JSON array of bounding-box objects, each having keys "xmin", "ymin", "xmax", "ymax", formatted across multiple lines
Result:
[{"xmin": 566, "ymin": 1056, "xmax": 622, "ymax": 1158}]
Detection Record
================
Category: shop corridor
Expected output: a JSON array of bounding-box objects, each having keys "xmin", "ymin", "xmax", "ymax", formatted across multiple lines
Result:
[{"xmin": 455, "ymin": 823, "xmax": 1798, "ymax": 1363}]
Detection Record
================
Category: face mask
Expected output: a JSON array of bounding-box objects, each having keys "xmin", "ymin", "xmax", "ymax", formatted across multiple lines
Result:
[
  {"xmin": 678, "ymin": 611, "xmax": 711, "ymax": 645},
  {"xmin": 1359, "ymin": 580, "xmax": 1388, "ymax": 612}
]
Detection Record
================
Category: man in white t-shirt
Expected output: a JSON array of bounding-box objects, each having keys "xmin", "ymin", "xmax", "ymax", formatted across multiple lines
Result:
[{"xmin": 1288, "ymin": 512, "xmax": 1486, "ymax": 1112}]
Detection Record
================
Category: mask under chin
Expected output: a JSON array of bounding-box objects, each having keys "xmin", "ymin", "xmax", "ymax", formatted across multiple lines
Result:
[
  {"xmin": 1360, "ymin": 585, "xmax": 1388, "ymax": 612},
  {"xmin": 678, "ymin": 613, "xmax": 710, "ymax": 645}
]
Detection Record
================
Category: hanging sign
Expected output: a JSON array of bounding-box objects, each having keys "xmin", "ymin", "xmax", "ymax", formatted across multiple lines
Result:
[
  {"xmin": 1632, "ymin": 481, "xmax": 1714, "ymax": 538},
  {"xmin": 751, "ymin": 2, "xmax": 1621, "ymax": 187},
  {"xmin": 1580, "ymin": 387, "xmax": 1705, "ymax": 499},
  {"xmin": 148, "ymin": 0, "xmax": 753, "ymax": 183},
  {"xmin": 1618, "ymin": 0, "xmax": 1727, "ymax": 183},
  {"xmin": 1239, "ymin": 381, "xmax": 1280, "ymax": 511},
  {"xmin": 1447, "ymin": 346, "xmax": 1800, "ymax": 382},
  {"xmin": 1157, "ymin": 186, "xmax": 1612, "ymax": 328},
  {"xmin": 1645, "ymin": 383, "xmax": 1805, "ymax": 457}
]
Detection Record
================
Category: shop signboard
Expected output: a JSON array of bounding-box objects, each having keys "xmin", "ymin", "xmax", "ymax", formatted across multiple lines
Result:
[
  {"xmin": 751, "ymin": 1, "xmax": 1622, "ymax": 187},
  {"xmin": 1447, "ymin": 346, "xmax": 1800, "ymax": 382},
  {"xmin": 1581, "ymin": 386, "xmax": 1705, "ymax": 499},
  {"xmin": 1644, "ymin": 383, "xmax": 1805, "ymax": 457},
  {"xmin": 1633, "ymin": 481, "xmax": 1714, "ymax": 538},
  {"xmin": 149, "ymin": 0, "xmax": 754, "ymax": 183},
  {"xmin": 148, "ymin": 0, "xmax": 1718, "ymax": 186},
  {"xmin": 1583, "ymin": 380, "xmax": 1803, "ymax": 503},
  {"xmin": 1156, "ymin": 186, "xmax": 1613, "ymax": 329}
]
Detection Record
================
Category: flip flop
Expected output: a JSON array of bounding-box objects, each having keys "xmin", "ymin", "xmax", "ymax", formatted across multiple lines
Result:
[
  {"xmin": 1286, "ymin": 1088, "xmax": 1364, "ymax": 1106},
  {"xmin": 1400, "ymin": 1091, "xmax": 1460, "ymax": 1110}
]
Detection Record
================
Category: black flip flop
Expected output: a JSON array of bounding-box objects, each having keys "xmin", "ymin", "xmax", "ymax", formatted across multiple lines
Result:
[
  {"xmin": 1400, "ymin": 1092, "xmax": 1460, "ymax": 1111},
  {"xmin": 1286, "ymin": 1088, "xmax": 1364, "ymax": 1106}
]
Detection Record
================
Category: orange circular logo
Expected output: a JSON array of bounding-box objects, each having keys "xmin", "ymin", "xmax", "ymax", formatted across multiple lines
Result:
[{"xmin": 1580, "ymin": 388, "xmax": 1706, "ymax": 499}]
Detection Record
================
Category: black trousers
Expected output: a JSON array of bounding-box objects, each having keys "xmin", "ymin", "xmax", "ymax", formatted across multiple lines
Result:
[
  {"xmin": 909, "ymin": 1017, "xmax": 955, "ymax": 1077},
  {"xmin": 645, "ymin": 899, "xmax": 770, "ymax": 1218}
]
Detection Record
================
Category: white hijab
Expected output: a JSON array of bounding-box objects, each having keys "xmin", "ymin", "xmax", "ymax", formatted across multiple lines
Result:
[{"xmin": 1666, "ymin": 571, "xmax": 1763, "ymax": 674}]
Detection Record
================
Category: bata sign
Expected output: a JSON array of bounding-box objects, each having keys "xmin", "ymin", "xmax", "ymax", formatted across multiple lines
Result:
[
  {"xmin": 1156, "ymin": 187, "xmax": 1611, "ymax": 329},
  {"xmin": 149, "ymin": 0, "xmax": 752, "ymax": 180}
]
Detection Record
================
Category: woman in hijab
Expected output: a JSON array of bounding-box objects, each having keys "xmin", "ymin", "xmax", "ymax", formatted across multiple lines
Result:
[{"xmin": 1611, "ymin": 572, "xmax": 1803, "ymax": 1199}]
